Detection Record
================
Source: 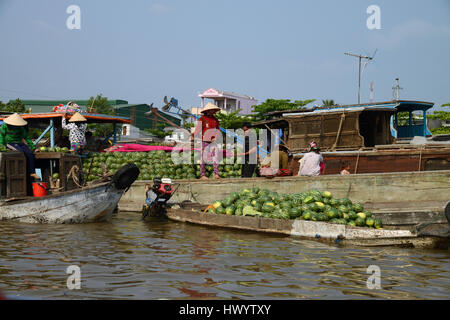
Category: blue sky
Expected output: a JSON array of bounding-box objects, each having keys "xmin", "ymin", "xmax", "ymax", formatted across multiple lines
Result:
[{"xmin": 0, "ymin": 0, "xmax": 449, "ymax": 111}]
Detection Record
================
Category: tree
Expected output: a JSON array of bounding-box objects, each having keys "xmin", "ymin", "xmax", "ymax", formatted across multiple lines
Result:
[
  {"xmin": 86, "ymin": 94, "xmax": 114, "ymax": 115},
  {"xmin": 0, "ymin": 98, "xmax": 27, "ymax": 113},
  {"xmin": 428, "ymin": 103, "xmax": 450, "ymax": 135},
  {"xmin": 322, "ymin": 99, "xmax": 337, "ymax": 107},
  {"xmin": 215, "ymin": 109, "xmax": 254, "ymax": 129},
  {"xmin": 86, "ymin": 94, "xmax": 115, "ymax": 138},
  {"xmin": 252, "ymin": 99, "xmax": 315, "ymax": 121}
]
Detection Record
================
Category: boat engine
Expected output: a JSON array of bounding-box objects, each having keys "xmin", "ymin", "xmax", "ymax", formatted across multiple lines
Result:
[{"xmin": 142, "ymin": 178, "xmax": 179, "ymax": 219}]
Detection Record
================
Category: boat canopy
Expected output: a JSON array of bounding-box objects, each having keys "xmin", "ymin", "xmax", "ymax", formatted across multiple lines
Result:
[
  {"xmin": 252, "ymin": 100, "xmax": 434, "ymax": 152},
  {"xmin": 0, "ymin": 112, "xmax": 131, "ymax": 147}
]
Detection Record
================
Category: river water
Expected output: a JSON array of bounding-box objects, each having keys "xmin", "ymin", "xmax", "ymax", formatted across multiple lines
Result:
[{"xmin": 0, "ymin": 211, "xmax": 449, "ymax": 300}]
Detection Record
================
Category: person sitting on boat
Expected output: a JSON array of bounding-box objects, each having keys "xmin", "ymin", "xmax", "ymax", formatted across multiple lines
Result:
[
  {"xmin": 260, "ymin": 143, "xmax": 292, "ymax": 176},
  {"xmin": 191, "ymin": 103, "xmax": 221, "ymax": 180},
  {"xmin": 62, "ymin": 112, "xmax": 88, "ymax": 154},
  {"xmin": 298, "ymin": 141, "xmax": 324, "ymax": 176},
  {"xmin": 0, "ymin": 113, "xmax": 40, "ymax": 180},
  {"xmin": 340, "ymin": 162, "xmax": 351, "ymax": 175}
]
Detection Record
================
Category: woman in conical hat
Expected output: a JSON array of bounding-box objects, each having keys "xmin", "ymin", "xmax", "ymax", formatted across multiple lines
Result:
[
  {"xmin": 298, "ymin": 141, "xmax": 324, "ymax": 176},
  {"xmin": 0, "ymin": 113, "xmax": 40, "ymax": 179},
  {"xmin": 192, "ymin": 103, "xmax": 222, "ymax": 179},
  {"xmin": 62, "ymin": 112, "xmax": 88, "ymax": 154}
]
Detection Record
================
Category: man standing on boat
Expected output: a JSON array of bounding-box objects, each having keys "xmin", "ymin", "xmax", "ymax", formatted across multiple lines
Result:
[
  {"xmin": 62, "ymin": 112, "xmax": 88, "ymax": 154},
  {"xmin": 298, "ymin": 141, "xmax": 324, "ymax": 176},
  {"xmin": 0, "ymin": 113, "xmax": 40, "ymax": 180},
  {"xmin": 191, "ymin": 103, "xmax": 221, "ymax": 180}
]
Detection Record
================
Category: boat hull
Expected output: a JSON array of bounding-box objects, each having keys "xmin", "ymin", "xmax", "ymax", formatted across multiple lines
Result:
[
  {"xmin": 0, "ymin": 183, "xmax": 123, "ymax": 224},
  {"xmin": 166, "ymin": 208, "xmax": 449, "ymax": 249}
]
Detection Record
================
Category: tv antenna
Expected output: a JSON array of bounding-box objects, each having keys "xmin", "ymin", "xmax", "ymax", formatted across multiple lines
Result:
[
  {"xmin": 392, "ymin": 78, "xmax": 403, "ymax": 101},
  {"xmin": 345, "ymin": 50, "xmax": 377, "ymax": 104}
]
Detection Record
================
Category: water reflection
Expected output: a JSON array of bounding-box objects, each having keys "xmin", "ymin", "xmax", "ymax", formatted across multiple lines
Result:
[{"xmin": 0, "ymin": 212, "xmax": 449, "ymax": 299}]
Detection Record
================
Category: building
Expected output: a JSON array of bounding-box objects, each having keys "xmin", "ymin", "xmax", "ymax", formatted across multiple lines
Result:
[
  {"xmin": 114, "ymin": 104, "xmax": 181, "ymax": 131},
  {"xmin": 13, "ymin": 99, "xmax": 181, "ymax": 131},
  {"xmin": 198, "ymin": 88, "xmax": 258, "ymax": 115}
]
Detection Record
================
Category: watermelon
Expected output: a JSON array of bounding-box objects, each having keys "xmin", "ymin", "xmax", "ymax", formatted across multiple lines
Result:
[
  {"xmin": 225, "ymin": 206, "xmax": 235, "ymax": 216},
  {"xmin": 355, "ymin": 217, "xmax": 366, "ymax": 227},
  {"xmin": 374, "ymin": 218, "xmax": 383, "ymax": 229},
  {"xmin": 301, "ymin": 211, "xmax": 311, "ymax": 220},
  {"xmin": 288, "ymin": 208, "xmax": 302, "ymax": 219}
]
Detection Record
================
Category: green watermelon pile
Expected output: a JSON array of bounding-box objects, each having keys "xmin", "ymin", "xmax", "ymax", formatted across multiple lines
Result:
[
  {"xmin": 82, "ymin": 151, "xmax": 243, "ymax": 182},
  {"xmin": 39, "ymin": 146, "xmax": 70, "ymax": 153},
  {"xmin": 208, "ymin": 187, "xmax": 383, "ymax": 229}
]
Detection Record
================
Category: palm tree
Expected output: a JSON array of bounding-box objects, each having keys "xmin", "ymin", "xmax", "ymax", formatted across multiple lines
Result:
[{"xmin": 322, "ymin": 99, "xmax": 337, "ymax": 107}]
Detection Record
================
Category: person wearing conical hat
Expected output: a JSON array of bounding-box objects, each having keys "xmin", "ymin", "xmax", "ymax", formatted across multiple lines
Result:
[
  {"xmin": 61, "ymin": 112, "xmax": 88, "ymax": 154},
  {"xmin": 298, "ymin": 141, "xmax": 324, "ymax": 176},
  {"xmin": 192, "ymin": 103, "xmax": 222, "ymax": 179},
  {"xmin": 0, "ymin": 113, "xmax": 40, "ymax": 179}
]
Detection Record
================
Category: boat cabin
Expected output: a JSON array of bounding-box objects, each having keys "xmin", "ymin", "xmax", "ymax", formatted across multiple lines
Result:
[
  {"xmin": 252, "ymin": 100, "xmax": 434, "ymax": 153},
  {"xmin": 0, "ymin": 112, "xmax": 130, "ymax": 199}
]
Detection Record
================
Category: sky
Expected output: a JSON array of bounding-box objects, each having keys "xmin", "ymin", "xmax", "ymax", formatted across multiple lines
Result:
[{"xmin": 0, "ymin": 0, "xmax": 449, "ymax": 112}]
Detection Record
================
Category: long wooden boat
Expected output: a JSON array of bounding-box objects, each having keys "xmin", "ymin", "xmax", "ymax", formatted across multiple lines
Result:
[
  {"xmin": 0, "ymin": 164, "xmax": 139, "ymax": 224},
  {"xmin": 166, "ymin": 202, "xmax": 450, "ymax": 249}
]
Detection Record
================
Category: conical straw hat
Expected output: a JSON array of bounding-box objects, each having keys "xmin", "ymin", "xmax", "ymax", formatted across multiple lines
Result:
[
  {"xmin": 69, "ymin": 112, "xmax": 87, "ymax": 123},
  {"xmin": 201, "ymin": 103, "xmax": 221, "ymax": 114},
  {"xmin": 4, "ymin": 113, "xmax": 27, "ymax": 126}
]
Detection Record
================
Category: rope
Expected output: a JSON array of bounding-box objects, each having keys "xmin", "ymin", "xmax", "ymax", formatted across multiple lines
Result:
[
  {"xmin": 414, "ymin": 212, "xmax": 447, "ymax": 232},
  {"xmin": 332, "ymin": 113, "xmax": 346, "ymax": 150},
  {"xmin": 418, "ymin": 146, "xmax": 423, "ymax": 172},
  {"xmin": 354, "ymin": 149, "xmax": 361, "ymax": 174},
  {"xmin": 67, "ymin": 165, "xmax": 83, "ymax": 188}
]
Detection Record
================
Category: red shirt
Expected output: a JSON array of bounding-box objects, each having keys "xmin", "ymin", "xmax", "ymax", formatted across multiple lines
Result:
[{"xmin": 193, "ymin": 115, "xmax": 220, "ymax": 142}]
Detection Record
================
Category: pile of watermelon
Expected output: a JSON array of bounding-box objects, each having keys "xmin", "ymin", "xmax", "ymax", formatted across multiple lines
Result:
[
  {"xmin": 208, "ymin": 187, "xmax": 383, "ymax": 229},
  {"xmin": 39, "ymin": 146, "xmax": 70, "ymax": 153},
  {"xmin": 82, "ymin": 151, "xmax": 243, "ymax": 182}
]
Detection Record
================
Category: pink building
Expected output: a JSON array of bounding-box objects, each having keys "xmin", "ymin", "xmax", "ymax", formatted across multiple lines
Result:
[{"xmin": 198, "ymin": 88, "xmax": 258, "ymax": 115}]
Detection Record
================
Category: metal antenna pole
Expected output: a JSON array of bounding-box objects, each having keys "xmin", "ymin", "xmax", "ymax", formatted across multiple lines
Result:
[
  {"xmin": 345, "ymin": 52, "xmax": 373, "ymax": 104},
  {"xmin": 392, "ymin": 78, "xmax": 403, "ymax": 101}
]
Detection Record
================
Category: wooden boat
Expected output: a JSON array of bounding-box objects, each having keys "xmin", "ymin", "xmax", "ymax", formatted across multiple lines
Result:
[
  {"xmin": 0, "ymin": 164, "xmax": 140, "ymax": 224},
  {"xmin": 252, "ymin": 100, "xmax": 450, "ymax": 175},
  {"xmin": 165, "ymin": 202, "xmax": 450, "ymax": 249}
]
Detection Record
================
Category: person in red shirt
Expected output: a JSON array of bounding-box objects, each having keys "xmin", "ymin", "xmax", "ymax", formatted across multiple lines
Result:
[{"xmin": 192, "ymin": 103, "xmax": 221, "ymax": 180}]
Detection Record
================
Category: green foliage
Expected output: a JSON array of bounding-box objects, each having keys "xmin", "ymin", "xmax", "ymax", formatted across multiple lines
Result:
[
  {"xmin": 252, "ymin": 99, "xmax": 315, "ymax": 121},
  {"xmin": 86, "ymin": 94, "xmax": 115, "ymax": 138},
  {"xmin": 86, "ymin": 94, "xmax": 114, "ymax": 115},
  {"xmin": 322, "ymin": 99, "xmax": 337, "ymax": 107},
  {"xmin": 428, "ymin": 103, "xmax": 450, "ymax": 135},
  {"xmin": 428, "ymin": 104, "xmax": 450, "ymax": 121},
  {"xmin": 431, "ymin": 126, "xmax": 450, "ymax": 135},
  {"xmin": 0, "ymin": 98, "xmax": 26, "ymax": 113},
  {"xmin": 215, "ymin": 109, "xmax": 254, "ymax": 129}
]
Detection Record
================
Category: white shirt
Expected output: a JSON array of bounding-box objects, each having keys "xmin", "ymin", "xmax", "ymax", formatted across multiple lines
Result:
[{"xmin": 298, "ymin": 152, "xmax": 323, "ymax": 176}]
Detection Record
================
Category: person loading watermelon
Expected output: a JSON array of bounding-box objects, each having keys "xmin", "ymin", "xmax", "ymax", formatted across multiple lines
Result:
[
  {"xmin": 0, "ymin": 113, "xmax": 40, "ymax": 180},
  {"xmin": 191, "ymin": 103, "xmax": 221, "ymax": 180}
]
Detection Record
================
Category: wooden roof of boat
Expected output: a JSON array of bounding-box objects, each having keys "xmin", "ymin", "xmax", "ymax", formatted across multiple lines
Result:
[{"xmin": 0, "ymin": 112, "xmax": 131, "ymax": 124}]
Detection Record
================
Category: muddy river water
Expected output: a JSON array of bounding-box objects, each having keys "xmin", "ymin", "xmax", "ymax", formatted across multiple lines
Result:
[{"xmin": 0, "ymin": 211, "xmax": 449, "ymax": 299}]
